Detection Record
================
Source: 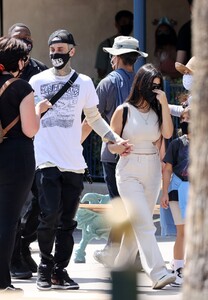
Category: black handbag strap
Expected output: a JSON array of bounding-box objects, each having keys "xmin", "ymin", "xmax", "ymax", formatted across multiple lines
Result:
[
  {"xmin": 120, "ymin": 105, "xmax": 128, "ymax": 137},
  {"xmin": 41, "ymin": 71, "xmax": 78, "ymax": 117},
  {"xmin": 50, "ymin": 71, "xmax": 78, "ymax": 105}
]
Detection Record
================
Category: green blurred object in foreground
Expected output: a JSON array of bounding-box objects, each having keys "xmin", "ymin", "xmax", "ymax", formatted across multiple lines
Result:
[{"xmin": 111, "ymin": 268, "xmax": 137, "ymax": 300}]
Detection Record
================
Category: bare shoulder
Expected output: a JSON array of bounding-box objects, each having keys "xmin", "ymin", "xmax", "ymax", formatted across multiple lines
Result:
[{"xmin": 115, "ymin": 104, "xmax": 126, "ymax": 115}]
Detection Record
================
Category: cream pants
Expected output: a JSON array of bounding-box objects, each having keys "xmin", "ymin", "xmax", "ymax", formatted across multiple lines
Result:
[{"xmin": 115, "ymin": 153, "xmax": 169, "ymax": 283}]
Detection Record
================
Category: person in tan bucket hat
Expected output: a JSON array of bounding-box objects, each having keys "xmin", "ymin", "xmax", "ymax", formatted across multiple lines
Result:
[
  {"xmin": 169, "ymin": 56, "xmax": 195, "ymax": 117},
  {"xmin": 175, "ymin": 56, "xmax": 196, "ymax": 75}
]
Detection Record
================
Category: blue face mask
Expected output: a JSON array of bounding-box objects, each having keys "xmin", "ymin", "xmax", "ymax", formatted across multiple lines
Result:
[{"xmin": 182, "ymin": 74, "xmax": 193, "ymax": 91}]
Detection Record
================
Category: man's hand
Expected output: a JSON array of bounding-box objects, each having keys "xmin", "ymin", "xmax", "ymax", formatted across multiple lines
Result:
[{"xmin": 108, "ymin": 139, "xmax": 133, "ymax": 156}]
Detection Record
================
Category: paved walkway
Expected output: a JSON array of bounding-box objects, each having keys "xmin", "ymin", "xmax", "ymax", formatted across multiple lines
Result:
[{"xmin": 6, "ymin": 231, "xmax": 182, "ymax": 300}]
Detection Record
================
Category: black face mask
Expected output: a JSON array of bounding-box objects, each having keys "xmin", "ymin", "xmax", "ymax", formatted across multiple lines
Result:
[
  {"xmin": 50, "ymin": 52, "xmax": 70, "ymax": 69},
  {"xmin": 16, "ymin": 68, "xmax": 24, "ymax": 78},
  {"xmin": 15, "ymin": 58, "xmax": 28, "ymax": 78},
  {"xmin": 141, "ymin": 88, "xmax": 157, "ymax": 104},
  {"xmin": 120, "ymin": 24, "xmax": 133, "ymax": 36},
  {"xmin": 180, "ymin": 122, "xmax": 189, "ymax": 135},
  {"xmin": 156, "ymin": 34, "xmax": 171, "ymax": 46}
]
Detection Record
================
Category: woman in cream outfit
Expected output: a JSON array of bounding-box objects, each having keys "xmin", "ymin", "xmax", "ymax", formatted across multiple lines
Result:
[{"xmin": 108, "ymin": 63, "xmax": 176, "ymax": 289}]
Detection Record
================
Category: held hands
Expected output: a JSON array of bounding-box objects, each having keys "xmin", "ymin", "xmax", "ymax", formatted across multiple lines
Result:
[
  {"xmin": 108, "ymin": 139, "xmax": 133, "ymax": 156},
  {"xmin": 160, "ymin": 193, "xmax": 169, "ymax": 209},
  {"xmin": 36, "ymin": 99, "xmax": 52, "ymax": 114}
]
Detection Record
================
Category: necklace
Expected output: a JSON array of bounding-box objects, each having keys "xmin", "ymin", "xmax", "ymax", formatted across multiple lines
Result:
[{"xmin": 138, "ymin": 110, "xmax": 150, "ymax": 125}]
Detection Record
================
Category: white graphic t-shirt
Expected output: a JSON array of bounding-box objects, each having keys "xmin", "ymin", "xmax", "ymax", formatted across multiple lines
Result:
[{"xmin": 29, "ymin": 68, "xmax": 99, "ymax": 171}]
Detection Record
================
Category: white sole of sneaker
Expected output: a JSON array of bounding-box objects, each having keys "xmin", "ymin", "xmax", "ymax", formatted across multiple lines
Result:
[
  {"xmin": 51, "ymin": 285, "xmax": 79, "ymax": 290},
  {"xmin": 152, "ymin": 274, "xmax": 176, "ymax": 289},
  {"xmin": 170, "ymin": 282, "xmax": 182, "ymax": 288},
  {"xmin": 36, "ymin": 285, "xmax": 52, "ymax": 291}
]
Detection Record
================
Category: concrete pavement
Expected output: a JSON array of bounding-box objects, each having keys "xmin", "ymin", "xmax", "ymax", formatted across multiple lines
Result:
[{"xmin": 6, "ymin": 231, "xmax": 182, "ymax": 300}]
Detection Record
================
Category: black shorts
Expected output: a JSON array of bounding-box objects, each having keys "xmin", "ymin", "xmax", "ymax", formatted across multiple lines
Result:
[{"xmin": 168, "ymin": 190, "xmax": 178, "ymax": 201}]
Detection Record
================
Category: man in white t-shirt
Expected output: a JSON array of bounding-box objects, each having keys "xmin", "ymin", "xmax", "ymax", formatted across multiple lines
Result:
[{"xmin": 29, "ymin": 29, "xmax": 132, "ymax": 291}]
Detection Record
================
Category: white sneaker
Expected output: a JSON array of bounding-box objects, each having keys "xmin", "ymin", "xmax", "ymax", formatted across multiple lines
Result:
[
  {"xmin": 170, "ymin": 259, "xmax": 175, "ymax": 270},
  {"xmin": 152, "ymin": 273, "xmax": 176, "ymax": 289},
  {"xmin": 170, "ymin": 268, "xmax": 183, "ymax": 287}
]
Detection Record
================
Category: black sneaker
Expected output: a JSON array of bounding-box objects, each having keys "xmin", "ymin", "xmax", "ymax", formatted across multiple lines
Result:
[
  {"xmin": 36, "ymin": 264, "xmax": 52, "ymax": 291},
  {"xmin": 10, "ymin": 258, "xmax": 32, "ymax": 279},
  {"xmin": 51, "ymin": 268, "xmax": 79, "ymax": 290},
  {"xmin": 0, "ymin": 285, "xmax": 23, "ymax": 293}
]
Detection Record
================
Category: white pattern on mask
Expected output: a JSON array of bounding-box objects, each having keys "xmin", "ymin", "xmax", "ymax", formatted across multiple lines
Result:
[{"xmin": 182, "ymin": 74, "xmax": 193, "ymax": 91}]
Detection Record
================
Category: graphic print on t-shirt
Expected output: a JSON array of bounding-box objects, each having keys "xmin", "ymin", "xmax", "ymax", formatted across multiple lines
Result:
[{"xmin": 40, "ymin": 81, "xmax": 79, "ymax": 128}]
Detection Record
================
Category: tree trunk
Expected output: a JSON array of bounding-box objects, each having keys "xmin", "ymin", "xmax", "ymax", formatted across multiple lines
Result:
[{"xmin": 183, "ymin": 0, "xmax": 208, "ymax": 299}]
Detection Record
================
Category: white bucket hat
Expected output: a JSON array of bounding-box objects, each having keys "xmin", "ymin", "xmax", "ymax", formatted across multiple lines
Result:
[{"xmin": 103, "ymin": 36, "xmax": 148, "ymax": 57}]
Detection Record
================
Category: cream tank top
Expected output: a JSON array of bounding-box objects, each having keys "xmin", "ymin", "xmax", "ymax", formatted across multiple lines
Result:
[{"xmin": 122, "ymin": 103, "xmax": 161, "ymax": 154}]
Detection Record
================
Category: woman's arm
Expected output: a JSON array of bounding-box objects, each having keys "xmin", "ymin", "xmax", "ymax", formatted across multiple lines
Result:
[
  {"xmin": 154, "ymin": 89, "xmax": 173, "ymax": 139},
  {"xmin": 108, "ymin": 106, "xmax": 133, "ymax": 155},
  {"xmin": 20, "ymin": 92, "xmax": 51, "ymax": 138}
]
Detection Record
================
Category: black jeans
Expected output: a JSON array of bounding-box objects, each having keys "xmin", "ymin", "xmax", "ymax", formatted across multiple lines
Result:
[
  {"xmin": 12, "ymin": 179, "xmax": 40, "ymax": 264},
  {"xmin": 36, "ymin": 167, "xmax": 84, "ymax": 269},
  {"xmin": 102, "ymin": 161, "xmax": 119, "ymax": 199},
  {"xmin": 0, "ymin": 138, "xmax": 35, "ymax": 288}
]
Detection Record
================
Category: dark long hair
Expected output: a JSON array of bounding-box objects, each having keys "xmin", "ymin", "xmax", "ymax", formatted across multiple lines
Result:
[{"xmin": 126, "ymin": 63, "xmax": 163, "ymax": 127}]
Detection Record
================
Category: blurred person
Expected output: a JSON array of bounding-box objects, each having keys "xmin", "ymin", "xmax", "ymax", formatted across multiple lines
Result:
[
  {"xmin": 95, "ymin": 10, "xmax": 133, "ymax": 81},
  {"xmin": 176, "ymin": 0, "xmax": 193, "ymax": 65},
  {"xmin": 108, "ymin": 63, "xmax": 176, "ymax": 289},
  {"xmin": 29, "ymin": 29, "xmax": 132, "ymax": 291},
  {"xmin": 8, "ymin": 23, "xmax": 48, "ymax": 81},
  {"xmin": 8, "ymin": 23, "xmax": 48, "ymax": 280},
  {"xmin": 153, "ymin": 17, "xmax": 179, "ymax": 80},
  {"xmin": 0, "ymin": 36, "xmax": 51, "ymax": 292}
]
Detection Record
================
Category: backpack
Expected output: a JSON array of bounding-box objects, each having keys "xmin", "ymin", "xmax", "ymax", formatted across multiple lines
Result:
[{"xmin": 0, "ymin": 78, "xmax": 20, "ymax": 143}]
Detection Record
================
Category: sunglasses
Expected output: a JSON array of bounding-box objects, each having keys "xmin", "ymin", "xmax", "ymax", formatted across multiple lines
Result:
[
  {"xmin": 152, "ymin": 83, "xmax": 162, "ymax": 90},
  {"xmin": 21, "ymin": 38, "xmax": 33, "ymax": 52}
]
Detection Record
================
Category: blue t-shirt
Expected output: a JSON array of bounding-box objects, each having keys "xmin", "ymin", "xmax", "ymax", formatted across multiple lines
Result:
[{"xmin": 96, "ymin": 69, "xmax": 135, "ymax": 162}]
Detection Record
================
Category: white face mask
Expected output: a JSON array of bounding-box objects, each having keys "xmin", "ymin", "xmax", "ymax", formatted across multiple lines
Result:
[
  {"xmin": 182, "ymin": 74, "xmax": 193, "ymax": 91},
  {"xmin": 110, "ymin": 56, "xmax": 117, "ymax": 70}
]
